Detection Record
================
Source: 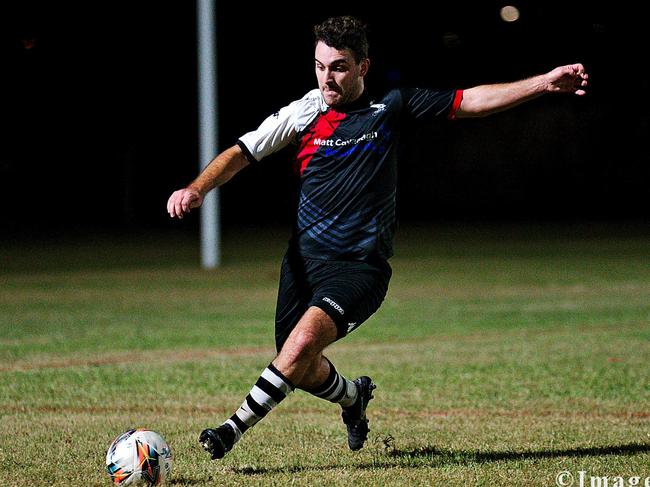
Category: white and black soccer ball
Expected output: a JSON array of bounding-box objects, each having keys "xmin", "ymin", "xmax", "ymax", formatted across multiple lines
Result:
[{"xmin": 106, "ymin": 429, "xmax": 173, "ymax": 485}]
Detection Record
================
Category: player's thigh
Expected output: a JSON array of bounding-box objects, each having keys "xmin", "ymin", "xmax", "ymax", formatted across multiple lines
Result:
[
  {"xmin": 274, "ymin": 252, "xmax": 311, "ymax": 352},
  {"xmin": 309, "ymin": 259, "xmax": 392, "ymax": 339}
]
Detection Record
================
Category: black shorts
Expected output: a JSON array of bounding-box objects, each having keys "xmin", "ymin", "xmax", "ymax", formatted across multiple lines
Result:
[{"xmin": 274, "ymin": 250, "xmax": 392, "ymax": 351}]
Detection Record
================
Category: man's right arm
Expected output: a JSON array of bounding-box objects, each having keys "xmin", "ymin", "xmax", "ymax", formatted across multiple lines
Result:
[{"xmin": 167, "ymin": 144, "xmax": 249, "ymax": 219}]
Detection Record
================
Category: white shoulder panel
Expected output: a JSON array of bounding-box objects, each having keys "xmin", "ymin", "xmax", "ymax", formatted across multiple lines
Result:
[{"xmin": 239, "ymin": 89, "xmax": 326, "ymax": 162}]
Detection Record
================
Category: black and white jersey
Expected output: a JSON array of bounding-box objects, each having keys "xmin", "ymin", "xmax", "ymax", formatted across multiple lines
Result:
[{"xmin": 238, "ymin": 87, "xmax": 463, "ymax": 262}]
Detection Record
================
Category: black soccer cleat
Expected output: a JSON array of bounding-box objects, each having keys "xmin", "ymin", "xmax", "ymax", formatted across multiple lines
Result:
[
  {"xmin": 341, "ymin": 376, "xmax": 376, "ymax": 451},
  {"xmin": 199, "ymin": 423, "xmax": 236, "ymax": 460}
]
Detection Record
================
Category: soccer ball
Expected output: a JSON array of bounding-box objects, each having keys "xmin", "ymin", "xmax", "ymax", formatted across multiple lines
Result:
[{"xmin": 106, "ymin": 429, "xmax": 173, "ymax": 485}]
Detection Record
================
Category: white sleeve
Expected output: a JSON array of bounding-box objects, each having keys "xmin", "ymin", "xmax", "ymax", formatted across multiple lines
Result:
[{"xmin": 238, "ymin": 89, "xmax": 325, "ymax": 163}]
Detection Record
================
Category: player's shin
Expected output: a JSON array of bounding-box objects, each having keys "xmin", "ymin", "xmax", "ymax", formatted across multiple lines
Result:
[{"xmin": 199, "ymin": 363, "xmax": 294, "ymax": 459}]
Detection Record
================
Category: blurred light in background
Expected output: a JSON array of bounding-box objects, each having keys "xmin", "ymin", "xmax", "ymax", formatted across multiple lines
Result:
[{"xmin": 500, "ymin": 5, "xmax": 520, "ymax": 22}]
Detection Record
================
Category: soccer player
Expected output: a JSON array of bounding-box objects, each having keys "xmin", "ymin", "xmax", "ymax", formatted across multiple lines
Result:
[{"xmin": 167, "ymin": 16, "xmax": 588, "ymax": 460}]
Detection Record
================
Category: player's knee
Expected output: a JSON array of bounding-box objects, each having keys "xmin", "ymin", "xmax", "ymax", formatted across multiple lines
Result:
[
  {"xmin": 279, "ymin": 307, "xmax": 337, "ymax": 366},
  {"xmin": 282, "ymin": 329, "xmax": 321, "ymax": 365}
]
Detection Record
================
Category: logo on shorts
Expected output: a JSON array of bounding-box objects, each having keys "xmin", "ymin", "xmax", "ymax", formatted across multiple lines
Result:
[
  {"xmin": 322, "ymin": 297, "xmax": 344, "ymax": 315},
  {"xmin": 371, "ymin": 103, "xmax": 386, "ymax": 116},
  {"xmin": 347, "ymin": 322, "xmax": 357, "ymax": 333}
]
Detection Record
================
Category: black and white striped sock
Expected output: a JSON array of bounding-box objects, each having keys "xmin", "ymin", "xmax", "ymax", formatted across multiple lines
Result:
[
  {"xmin": 304, "ymin": 358, "xmax": 358, "ymax": 408},
  {"xmin": 224, "ymin": 363, "xmax": 294, "ymax": 444}
]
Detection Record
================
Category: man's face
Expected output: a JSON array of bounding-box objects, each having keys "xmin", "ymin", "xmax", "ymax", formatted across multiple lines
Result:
[{"xmin": 315, "ymin": 41, "xmax": 369, "ymax": 107}]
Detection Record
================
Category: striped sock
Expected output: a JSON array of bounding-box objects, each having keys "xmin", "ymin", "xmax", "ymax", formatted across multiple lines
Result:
[
  {"xmin": 225, "ymin": 363, "xmax": 294, "ymax": 443},
  {"xmin": 304, "ymin": 358, "xmax": 358, "ymax": 408}
]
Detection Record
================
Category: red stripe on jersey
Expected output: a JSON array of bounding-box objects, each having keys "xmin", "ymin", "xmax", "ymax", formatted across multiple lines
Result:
[
  {"xmin": 448, "ymin": 89, "xmax": 463, "ymax": 120},
  {"xmin": 295, "ymin": 110, "xmax": 346, "ymax": 176}
]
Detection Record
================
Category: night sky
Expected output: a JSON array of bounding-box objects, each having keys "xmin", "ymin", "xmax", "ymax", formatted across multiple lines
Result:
[{"xmin": 1, "ymin": 1, "xmax": 647, "ymax": 236}]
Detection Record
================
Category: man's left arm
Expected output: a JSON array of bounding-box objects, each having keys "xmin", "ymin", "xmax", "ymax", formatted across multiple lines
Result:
[{"xmin": 456, "ymin": 63, "xmax": 588, "ymax": 119}]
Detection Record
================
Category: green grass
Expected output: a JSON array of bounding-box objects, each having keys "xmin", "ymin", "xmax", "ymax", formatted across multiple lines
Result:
[{"xmin": 1, "ymin": 224, "xmax": 649, "ymax": 486}]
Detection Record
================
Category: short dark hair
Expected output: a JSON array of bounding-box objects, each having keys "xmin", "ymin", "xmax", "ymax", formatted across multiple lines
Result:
[{"xmin": 313, "ymin": 16, "xmax": 369, "ymax": 63}]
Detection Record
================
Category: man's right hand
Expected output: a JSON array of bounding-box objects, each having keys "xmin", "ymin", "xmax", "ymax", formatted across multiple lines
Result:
[
  {"xmin": 166, "ymin": 145, "xmax": 249, "ymax": 219},
  {"xmin": 167, "ymin": 187, "xmax": 204, "ymax": 219}
]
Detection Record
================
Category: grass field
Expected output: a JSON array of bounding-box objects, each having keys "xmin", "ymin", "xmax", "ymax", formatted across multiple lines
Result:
[{"xmin": 1, "ymin": 224, "xmax": 649, "ymax": 486}]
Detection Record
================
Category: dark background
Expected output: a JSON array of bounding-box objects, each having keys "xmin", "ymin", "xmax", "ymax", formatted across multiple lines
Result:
[{"xmin": 1, "ymin": 1, "xmax": 647, "ymax": 238}]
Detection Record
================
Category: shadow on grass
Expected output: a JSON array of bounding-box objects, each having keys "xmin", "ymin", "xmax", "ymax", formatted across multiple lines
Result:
[
  {"xmin": 389, "ymin": 443, "xmax": 650, "ymax": 464},
  {"xmin": 232, "ymin": 443, "xmax": 650, "ymax": 476}
]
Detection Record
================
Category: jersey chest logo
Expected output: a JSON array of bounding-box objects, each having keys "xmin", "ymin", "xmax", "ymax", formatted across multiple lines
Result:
[{"xmin": 295, "ymin": 111, "xmax": 346, "ymax": 175}]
